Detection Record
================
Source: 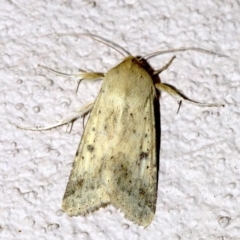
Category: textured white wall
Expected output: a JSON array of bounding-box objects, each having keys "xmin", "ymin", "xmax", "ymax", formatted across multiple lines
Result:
[{"xmin": 1, "ymin": 0, "xmax": 239, "ymax": 239}]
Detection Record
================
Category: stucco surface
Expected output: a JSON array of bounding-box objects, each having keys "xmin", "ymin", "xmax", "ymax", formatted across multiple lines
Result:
[{"xmin": 1, "ymin": 1, "xmax": 240, "ymax": 239}]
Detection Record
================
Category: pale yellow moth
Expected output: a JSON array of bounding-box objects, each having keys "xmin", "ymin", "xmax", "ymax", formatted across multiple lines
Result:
[{"xmin": 20, "ymin": 35, "xmax": 225, "ymax": 227}]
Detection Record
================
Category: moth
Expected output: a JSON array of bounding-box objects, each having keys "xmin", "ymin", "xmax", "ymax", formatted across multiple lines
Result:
[{"xmin": 20, "ymin": 35, "xmax": 225, "ymax": 227}]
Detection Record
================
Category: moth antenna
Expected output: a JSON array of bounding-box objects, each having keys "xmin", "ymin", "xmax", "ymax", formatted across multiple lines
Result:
[
  {"xmin": 38, "ymin": 64, "xmax": 86, "ymax": 77},
  {"xmin": 143, "ymin": 47, "xmax": 228, "ymax": 59},
  {"xmin": 55, "ymin": 33, "xmax": 131, "ymax": 58},
  {"xmin": 82, "ymin": 33, "xmax": 130, "ymax": 57}
]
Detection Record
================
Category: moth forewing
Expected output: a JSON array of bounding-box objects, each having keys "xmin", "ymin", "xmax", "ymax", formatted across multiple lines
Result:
[{"xmin": 62, "ymin": 56, "xmax": 158, "ymax": 227}]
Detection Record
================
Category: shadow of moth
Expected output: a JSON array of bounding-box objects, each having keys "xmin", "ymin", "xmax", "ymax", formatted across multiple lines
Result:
[{"xmin": 20, "ymin": 35, "xmax": 225, "ymax": 227}]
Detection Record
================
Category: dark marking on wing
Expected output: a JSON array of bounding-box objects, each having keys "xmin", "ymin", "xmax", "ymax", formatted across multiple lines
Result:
[
  {"xmin": 140, "ymin": 152, "xmax": 148, "ymax": 160},
  {"xmin": 87, "ymin": 145, "xmax": 94, "ymax": 152}
]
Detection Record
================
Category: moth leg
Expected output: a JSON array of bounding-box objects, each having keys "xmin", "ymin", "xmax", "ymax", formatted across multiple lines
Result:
[
  {"xmin": 38, "ymin": 64, "xmax": 104, "ymax": 80},
  {"xmin": 38, "ymin": 64, "xmax": 105, "ymax": 92},
  {"xmin": 17, "ymin": 102, "xmax": 94, "ymax": 131},
  {"xmin": 74, "ymin": 72, "xmax": 105, "ymax": 93},
  {"xmin": 153, "ymin": 56, "xmax": 176, "ymax": 75},
  {"xmin": 155, "ymin": 83, "xmax": 224, "ymax": 112}
]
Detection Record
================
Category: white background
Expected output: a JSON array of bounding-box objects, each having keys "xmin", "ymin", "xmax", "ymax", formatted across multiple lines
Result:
[{"xmin": 1, "ymin": 1, "xmax": 240, "ymax": 239}]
